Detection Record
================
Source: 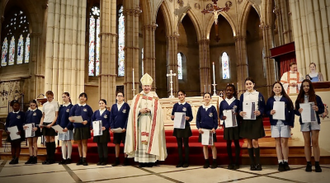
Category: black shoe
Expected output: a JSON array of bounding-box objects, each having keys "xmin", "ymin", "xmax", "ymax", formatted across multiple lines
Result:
[
  {"xmin": 182, "ymin": 163, "xmax": 189, "ymax": 168},
  {"xmin": 250, "ymin": 164, "xmax": 256, "ymax": 170},
  {"xmin": 278, "ymin": 162, "xmax": 285, "ymax": 172},
  {"xmin": 32, "ymin": 156, "xmax": 37, "ymax": 164},
  {"xmin": 228, "ymin": 164, "xmax": 235, "ymax": 170},
  {"xmin": 283, "ymin": 162, "xmax": 290, "ymax": 171},
  {"xmin": 9, "ymin": 158, "xmax": 18, "ymax": 164},
  {"xmin": 305, "ymin": 163, "xmax": 312, "ymax": 172},
  {"xmin": 123, "ymin": 158, "xmax": 129, "ymax": 166},
  {"xmin": 233, "ymin": 164, "xmax": 240, "ymax": 170},
  {"xmin": 59, "ymin": 159, "xmax": 66, "ymax": 165},
  {"xmin": 97, "ymin": 158, "xmax": 104, "ymax": 166},
  {"xmin": 203, "ymin": 159, "xmax": 209, "ymax": 169},
  {"xmin": 112, "ymin": 158, "xmax": 120, "ymax": 166},
  {"xmin": 65, "ymin": 158, "xmax": 72, "ymax": 164},
  {"xmin": 139, "ymin": 163, "xmax": 146, "ymax": 168},
  {"xmin": 315, "ymin": 163, "xmax": 322, "ymax": 172},
  {"xmin": 255, "ymin": 164, "xmax": 262, "ymax": 171},
  {"xmin": 25, "ymin": 156, "xmax": 33, "ymax": 164},
  {"xmin": 76, "ymin": 158, "xmax": 83, "ymax": 165},
  {"xmin": 48, "ymin": 159, "xmax": 55, "ymax": 164},
  {"xmin": 176, "ymin": 161, "xmax": 183, "ymax": 168},
  {"xmin": 82, "ymin": 158, "xmax": 88, "ymax": 166},
  {"xmin": 101, "ymin": 158, "xmax": 108, "ymax": 165},
  {"xmin": 211, "ymin": 159, "xmax": 217, "ymax": 169},
  {"xmin": 42, "ymin": 159, "xmax": 50, "ymax": 165},
  {"xmin": 9, "ymin": 158, "xmax": 15, "ymax": 164}
]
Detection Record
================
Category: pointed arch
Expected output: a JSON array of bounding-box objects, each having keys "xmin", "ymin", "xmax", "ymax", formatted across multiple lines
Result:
[
  {"xmin": 205, "ymin": 12, "xmax": 237, "ymax": 39},
  {"xmin": 185, "ymin": 10, "xmax": 202, "ymax": 41},
  {"xmin": 159, "ymin": 1, "xmax": 173, "ymax": 37}
]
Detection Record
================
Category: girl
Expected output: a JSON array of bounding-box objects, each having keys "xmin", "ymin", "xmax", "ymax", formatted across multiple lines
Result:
[
  {"xmin": 91, "ymin": 99, "xmax": 111, "ymax": 165},
  {"xmin": 6, "ymin": 100, "xmax": 25, "ymax": 164},
  {"xmin": 308, "ymin": 62, "xmax": 324, "ymax": 82},
  {"xmin": 56, "ymin": 92, "xmax": 73, "ymax": 164},
  {"xmin": 171, "ymin": 90, "xmax": 193, "ymax": 168},
  {"xmin": 39, "ymin": 90, "xmax": 59, "ymax": 165},
  {"xmin": 24, "ymin": 100, "xmax": 42, "ymax": 164},
  {"xmin": 196, "ymin": 92, "xmax": 218, "ymax": 169},
  {"xmin": 295, "ymin": 79, "xmax": 324, "ymax": 172},
  {"xmin": 266, "ymin": 82, "xmax": 294, "ymax": 171},
  {"xmin": 219, "ymin": 84, "xmax": 240, "ymax": 170},
  {"xmin": 239, "ymin": 77, "xmax": 265, "ymax": 171},
  {"xmin": 69, "ymin": 93, "xmax": 93, "ymax": 166}
]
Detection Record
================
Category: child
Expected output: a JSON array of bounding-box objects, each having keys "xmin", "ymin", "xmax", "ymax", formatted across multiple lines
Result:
[
  {"xmin": 266, "ymin": 81, "xmax": 294, "ymax": 171},
  {"xmin": 171, "ymin": 90, "xmax": 193, "ymax": 168},
  {"xmin": 24, "ymin": 100, "xmax": 42, "ymax": 164},
  {"xmin": 219, "ymin": 84, "xmax": 240, "ymax": 170},
  {"xmin": 56, "ymin": 92, "xmax": 73, "ymax": 164},
  {"xmin": 196, "ymin": 92, "xmax": 218, "ymax": 169},
  {"xmin": 295, "ymin": 79, "xmax": 324, "ymax": 172},
  {"xmin": 6, "ymin": 100, "xmax": 25, "ymax": 164},
  {"xmin": 91, "ymin": 99, "xmax": 111, "ymax": 165},
  {"xmin": 69, "ymin": 92, "xmax": 93, "ymax": 166},
  {"xmin": 110, "ymin": 92, "xmax": 130, "ymax": 166},
  {"xmin": 239, "ymin": 77, "xmax": 265, "ymax": 171},
  {"xmin": 39, "ymin": 90, "xmax": 59, "ymax": 164}
]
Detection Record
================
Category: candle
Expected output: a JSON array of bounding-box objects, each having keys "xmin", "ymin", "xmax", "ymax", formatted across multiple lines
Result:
[
  {"xmin": 212, "ymin": 62, "xmax": 216, "ymax": 84},
  {"xmin": 132, "ymin": 68, "xmax": 135, "ymax": 92}
]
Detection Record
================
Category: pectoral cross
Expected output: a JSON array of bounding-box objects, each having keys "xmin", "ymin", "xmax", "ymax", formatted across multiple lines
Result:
[{"xmin": 166, "ymin": 70, "xmax": 176, "ymax": 98}]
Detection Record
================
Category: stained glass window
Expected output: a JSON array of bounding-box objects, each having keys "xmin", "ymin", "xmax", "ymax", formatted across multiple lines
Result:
[
  {"xmin": 221, "ymin": 52, "xmax": 230, "ymax": 79},
  {"xmin": 118, "ymin": 5, "xmax": 125, "ymax": 77},
  {"xmin": 88, "ymin": 6, "xmax": 100, "ymax": 76},
  {"xmin": 1, "ymin": 37, "xmax": 8, "ymax": 66},
  {"xmin": 177, "ymin": 52, "xmax": 183, "ymax": 80},
  {"xmin": 1, "ymin": 8, "xmax": 30, "ymax": 66}
]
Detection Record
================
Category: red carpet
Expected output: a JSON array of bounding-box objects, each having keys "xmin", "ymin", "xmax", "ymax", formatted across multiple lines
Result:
[{"xmin": 55, "ymin": 118, "xmax": 270, "ymax": 165}]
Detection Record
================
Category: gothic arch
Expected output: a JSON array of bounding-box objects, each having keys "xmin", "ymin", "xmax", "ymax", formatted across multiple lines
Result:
[
  {"xmin": 159, "ymin": 1, "xmax": 173, "ymax": 37},
  {"xmin": 205, "ymin": 12, "xmax": 237, "ymax": 39},
  {"xmin": 185, "ymin": 10, "xmax": 202, "ymax": 41},
  {"xmin": 240, "ymin": 1, "xmax": 260, "ymax": 37}
]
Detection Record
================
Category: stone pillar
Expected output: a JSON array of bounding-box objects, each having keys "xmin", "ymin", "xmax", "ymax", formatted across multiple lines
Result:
[
  {"xmin": 99, "ymin": 0, "xmax": 117, "ymax": 105},
  {"xmin": 234, "ymin": 35, "xmax": 249, "ymax": 95},
  {"xmin": 123, "ymin": 0, "xmax": 140, "ymax": 100},
  {"xmin": 289, "ymin": 0, "xmax": 330, "ymax": 80},
  {"xmin": 45, "ymin": 0, "xmax": 86, "ymax": 101},
  {"xmin": 166, "ymin": 34, "xmax": 179, "ymax": 97},
  {"xmin": 198, "ymin": 39, "xmax": 211, "ymax": 95},
  {"xmin": 143, "ymin": 23, "xmax": 157, "ymax": 91},
  {"xmin": 274, "ymin": 0, "xmax": 293, "ymax": 45}
]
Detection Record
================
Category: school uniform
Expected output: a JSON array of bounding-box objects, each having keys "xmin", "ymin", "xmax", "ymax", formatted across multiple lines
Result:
[
  {"xmin": 56, "ymin": 103, "xmax": 73, "ymax": 141},
  {"xmin": 295, "ymin": 95, "xmax": 324, "ymax": 132},
  {"xmin": 91, "ymin": 109, "xmax": 111, "ymax": 143},
  {"xmin": 219, "ymin": 98, "xmax": 240, "ymax": 140},
  {"xmin": 266, "ymin": 96, "xmax": 294, "ymax": 138},
  {"xmin": 69, "ymin": 103, "xmax": 93, "ymax": 140},
  {"xmin": 171, "ymin": 102, "xmax": 193, "ymax": 138},
  {"xmin": 239, "ymin": 91, "xmax": 266, "ymax": 139},
  {"xmin": 110, "ymin": 102, "xmax": 130, "ymax": 144},
  {"xmin": 196, "ymin": 105, "xmax": 218, "ymax": 142},
  {"xmin": 6, "ymin": 111, "xmax": 25, "ymax": 142},
  {"xmin": 25, "ymin": 108, "xmax": 42, "ymax": 137},
  {"xmin": 42, "ymin": 100, "xmax": 59, "ymax": 136}
]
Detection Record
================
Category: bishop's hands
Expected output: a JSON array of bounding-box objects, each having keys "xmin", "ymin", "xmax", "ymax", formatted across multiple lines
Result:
[{"xmin": 140, "ymin": 108, "xmax": 150, "ymax": 114}]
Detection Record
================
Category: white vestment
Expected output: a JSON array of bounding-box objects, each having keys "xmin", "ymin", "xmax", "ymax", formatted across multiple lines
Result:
[
  {"xmin": 124, "ymin": 91, "xmax": 167, "ymax": 162},
  {"xmin": 280, "ymin": 71, "xmax": 303, "ymax": 94}
]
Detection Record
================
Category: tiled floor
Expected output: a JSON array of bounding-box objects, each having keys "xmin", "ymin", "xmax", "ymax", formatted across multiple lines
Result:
[{"xmin": 0, "ymin": 161, "xmax": 329, "ymax": 183}]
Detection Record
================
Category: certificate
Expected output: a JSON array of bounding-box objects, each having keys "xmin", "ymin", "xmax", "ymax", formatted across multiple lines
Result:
[
  {"xmin": 112, "ymin": 127, "xmax": 123, "ymax": 133},
  {"xmin": 71, "ymin": 116, "xmax": 84, "ymax": 123},
  {"xmin": 52, "ymin": 125, "xmax": 64, "ymax": 133},
  {"xmin": 201, "ymin": 129, "xmax": 213, "ymax": 146},
  {"xmin": 243, "ymin": 101, "xmax": 256, "ymax": 120},
  {"xmin": 273, "ymin": 101, "xmax": 285, "ymax": 120},
  {"xmin": 173, "ymin": 112, "xmax": 186, "ymax": 129},
  {"xmin": 8, "ymin": 126, "xmax": 20, "ymax": 140},
  {"xmin": 223, "ymin": 110, "xmax": 237, "ymax": 128},
  {"xmin": 25, "ymin": 123, "xmax": 35, "ymax": 138},
  {"xmin": 300, "ymin": 102, "xmax": 317, "ymax": 123},
  {"xmin": 92, "ymin": 120, "xmax": 103, "ymax": 136}
]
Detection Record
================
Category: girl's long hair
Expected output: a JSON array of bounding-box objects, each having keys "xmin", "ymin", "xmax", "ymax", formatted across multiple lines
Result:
[{"xmin": 296, "ymin": 79, "xmax": 317, "ymax": 105}]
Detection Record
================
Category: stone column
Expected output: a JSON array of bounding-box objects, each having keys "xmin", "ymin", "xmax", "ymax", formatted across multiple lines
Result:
[
  {"xmin": 274, "ymin": 0, "xmax": 293, "ymax": 45},
  {"xmin": 45, "ymin": 0, "xmax": 86, "ymax": 100},
  {"xmin": 166, "ymin": 34, "xmax": 179, "ymax": 97},
  {"xmin": 289, "ymin": 0, "xmax": 330, "ymax": 79},
  {"xmin": 143, "ymin": 23, "xmax": 157, "ymax": 91},
  {"xmin": 123, "ymin": 0, "xmax": 140, "ymax": 100},
  {"xmin": 99, "ymin": 0, "xmax": 117, "ymax": 105},
  {"xmin": 234, "ymin": 35, "xmax": 249, "ymax": 94},
  {"xmin": 198, "ymin": 39, "xmax": 211, "ymax": 95}
]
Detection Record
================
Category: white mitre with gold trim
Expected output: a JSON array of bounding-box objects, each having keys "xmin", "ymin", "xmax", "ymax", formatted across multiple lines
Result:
[{"xmin": 140, "ymin": 73, "xmax": 153, "ymax": 85}]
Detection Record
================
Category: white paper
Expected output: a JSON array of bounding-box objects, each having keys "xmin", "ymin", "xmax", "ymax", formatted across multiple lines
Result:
[
  {"xmin": 273, "ymin": 101, "xmax": 285, "ymax": 120},
  {"xmin": 93, "ymin": 120, "xmax": 103, "ymax": 136},
  {"xmin": 243, "ymin": 101, "xmax": 256, "ymax": 120},
  {"xmin": 25, "ymin": 123, "xmax": 35, "ymax": 138},
  {"xmin": 71, "ymin": 116, "xmax": 84, "ymax": 123},
  {"xmin": 173, "ymin": 112, "xmax": 186, "ymax": 129},
  {"xmin": 300, "ymin": 102, "xmax": 317, "ymax": 123},
  {"xmin": 223, "ymin": 110, "xmax": 237, "ymax": 128},
  {"xmin": 8, "ymin": 126, "xmax": 20, "ymax": 140},
  {"xmin": 52, "ymin": 125, "xmax": 64, "ymax": 133},
  {"xmin": 201, "ymin": 129, "xmax": 213, "ymax": 146},
  {"xmin": 112, "ymin": 127, "xmax": 124, "ymax": 133}
]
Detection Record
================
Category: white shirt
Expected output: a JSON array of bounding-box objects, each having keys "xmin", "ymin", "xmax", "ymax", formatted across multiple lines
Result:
[
  {"xmin": 225, "ymin": 97, "xmax": 236, "ymax": 106},
  {"xmin": 178, "ymin": 101, "xmax": 186, "ymax": 105},
  {"xmin": 117, "ymin": 102, "xmax": 124, "ymax": 111},
  {"xmin": 243, "ymin": 90, "xmax": 259, "ymax": 111},
  {"xmin": 99, "ymin": 108, "xmax": 106, "ymax": 116},
  {"xmin": 63, "ymin": 103, "xmax": 71, "ymax": 107},
  {"xmin": 274, "ymin": 95, "xmax": 282, "ymax": 102},
  {"xmin": 202, "ymin": 104, "xmax": 212, "ymax": 111},
  {"xmin": 43, "ymin": 100, "xmax": 59, "ymax": 122}
]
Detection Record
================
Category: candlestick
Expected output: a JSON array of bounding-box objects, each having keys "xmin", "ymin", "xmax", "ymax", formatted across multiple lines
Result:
[{"xmin": 212, "ymin": 62, "xmax": 216, "ymax": 84}]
